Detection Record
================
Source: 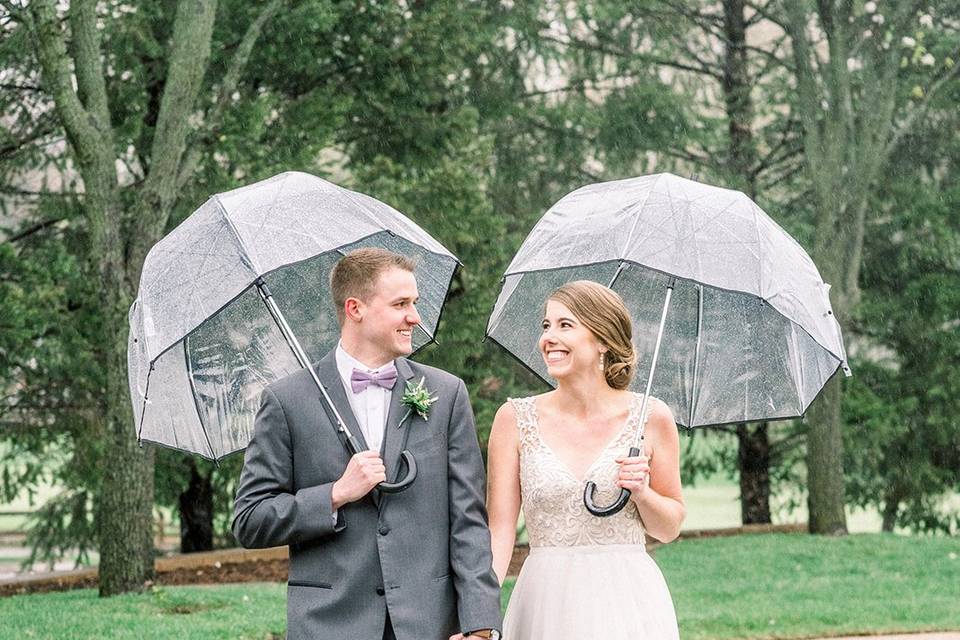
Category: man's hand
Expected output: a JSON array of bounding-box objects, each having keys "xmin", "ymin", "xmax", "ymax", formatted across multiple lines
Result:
[{"xmin": 331, "ymin": 451, "xmax": 385, "ymax": 509}]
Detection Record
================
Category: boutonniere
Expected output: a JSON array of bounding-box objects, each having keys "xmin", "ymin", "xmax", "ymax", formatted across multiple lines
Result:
[{"xmin": 400, "ymin": 376, "xmax": 438, "ymax": 422}]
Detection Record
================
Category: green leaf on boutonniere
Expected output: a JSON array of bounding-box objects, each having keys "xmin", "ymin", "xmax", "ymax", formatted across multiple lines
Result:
[{"xmin": 401, "ymin": 376, "xmax": 438, "ymax": 421}]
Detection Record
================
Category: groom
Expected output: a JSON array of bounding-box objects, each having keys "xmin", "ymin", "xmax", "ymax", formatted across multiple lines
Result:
[{"xmin": 233, "ymin": 248, "xmax": 502, "ymax": 640}]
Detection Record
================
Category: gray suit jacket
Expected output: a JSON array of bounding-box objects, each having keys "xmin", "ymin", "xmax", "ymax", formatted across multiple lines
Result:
[{"xmin": 232, "ymin": 350, "xmax": 502, "ymax": 640}]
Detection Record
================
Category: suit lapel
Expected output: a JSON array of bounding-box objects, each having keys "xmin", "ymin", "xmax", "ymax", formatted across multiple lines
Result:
[
  {"xmin": 380, "ymin": 357, "xmax": 417, "ymax": 483},
  {"xmin": 316, "ymin": 349, "xmax": 370, "ymax": 453}
]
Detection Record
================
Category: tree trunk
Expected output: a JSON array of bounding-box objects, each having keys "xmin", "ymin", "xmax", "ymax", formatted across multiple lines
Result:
[
  {"xmin": 737, "ymin": 422, "xmax": 772, "ymax": 524},
  {"xmin": 721, "ymin": 0, "xmax": 774, "ymax": 526},
  {"xmin": 805, "ymin": 195, "xmax": 854, "ymax": 536},
  {"xmin": 880, "ymin": 485, "xmax": 904, "ymax": 533},
  {"xmin": 97, "ymin": 303, "xmax": 157, "ymax": 594},
  {"xmin": 805, "ymin": 375, "xmax": 848, "ymax": 535},
  {"xmin": 881, "ymin": 499, "xmax": 899, "ymax": 533},
  {"xmin": 178, "ymin": 460, "xmax": 214, "ymax": 553},
  {"xmin": 25, "ymin": 0, "xmax": 268, "ymax": 594},
  {"xmin": 721, "ymin": 0, "xmax": 756, "ymax": 197}
]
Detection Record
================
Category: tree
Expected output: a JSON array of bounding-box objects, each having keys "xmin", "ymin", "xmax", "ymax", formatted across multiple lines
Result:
[
  {"xmin": 515, "ymin": 0, "xmax": 816, "ymax": 522},
  {"xmin": 776, "ymin": 0, "xmax": 960, "ymax": 534},
  {"xmin": 844, "ymin": 99, "xmax": 960, "ymax": 532},
  {"xmin": 2, "ymin": 0, "xmax": 282, "ymax": 594},
  {"xmin": 2, "ymin": 0, "xmax": 532, "ymax": 574}
]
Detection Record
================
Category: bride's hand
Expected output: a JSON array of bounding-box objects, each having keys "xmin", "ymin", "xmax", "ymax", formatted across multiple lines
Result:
[{"xmin": 615, "ymin": 451, "xmax": 651, "ymax": 496}]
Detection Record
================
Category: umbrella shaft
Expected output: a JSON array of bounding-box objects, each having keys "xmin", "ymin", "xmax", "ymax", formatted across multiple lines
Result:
[
  {"xmin": 254, "ymin": 278, "xmax": 359, "ymax": 450},
  {"xmin": 633, "ymin": 279, "xmax": 675, "ymax": 449}
]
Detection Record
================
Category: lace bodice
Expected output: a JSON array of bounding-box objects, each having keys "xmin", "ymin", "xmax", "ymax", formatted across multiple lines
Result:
[{"xmin": 512, "ymin": 393, "xmax": 653, "ymax": 548}]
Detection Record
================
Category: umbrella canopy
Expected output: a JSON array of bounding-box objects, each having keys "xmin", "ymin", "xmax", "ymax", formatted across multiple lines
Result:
[
  {"xmin": 128, "ymin": 171, "xmax": 458, "ymax": 460},
  {"xmin": 486, "ymin": 173, "xmax": 850, "ymax": 429}
]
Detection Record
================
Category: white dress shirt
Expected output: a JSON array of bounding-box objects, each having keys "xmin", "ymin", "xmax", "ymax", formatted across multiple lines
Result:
[{"xmin": 335, "ymin": 342, "xmax": 394, "ymax": 454}]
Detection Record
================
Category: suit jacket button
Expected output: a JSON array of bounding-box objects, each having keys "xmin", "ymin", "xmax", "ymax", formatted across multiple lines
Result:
[
  {"xmin": 378, "ymin": 525, "xmax": 390, "ymax": 536},
  {"xmin": 376, "ymin": 587, "xmax": 386, "ymax": 596}
]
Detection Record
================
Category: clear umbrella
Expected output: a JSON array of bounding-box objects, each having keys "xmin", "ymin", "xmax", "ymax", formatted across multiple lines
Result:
[
  {"xmin": 128, "ymin": 171, "xmax": 458, "ymax": 492},
  {"xmin": 486, "ymin": 173, "xmax": 850, "ymax": 515}
]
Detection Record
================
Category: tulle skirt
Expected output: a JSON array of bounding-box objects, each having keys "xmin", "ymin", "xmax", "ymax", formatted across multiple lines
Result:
[{"xmin": 502, "ymin": 544, "xmax": 679, "ymax": 640}]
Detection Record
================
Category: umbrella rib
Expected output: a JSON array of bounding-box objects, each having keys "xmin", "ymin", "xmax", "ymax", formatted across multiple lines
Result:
[
  {"xmin": 688, "ymin": 284, "xmax": 703, "ymax": 427},
  {"xmin": 215, "ymin": 195, "xmax": 261, "ymax": 275},
  {"xmin": 632, "ymin": 196, "xmax": 748, "ymax": 270},
  {"xmin": 414, "ymin": 323, "xmax": 435, "ymax": 343},
  {"xmin": 183, "ymin": 337, "xmax": 219, "ymax": 460},
  {"xmin": 136, "ymin": 363, "xmax": 154, "ymax": 443},
  {"xmin": 753, "ymin": 201, "xmax": 765, "ymax": 297},
  {"xmin": 619, "ymin": 174, "xmax": 662, "ymax": 257},
  {"xmin": 339, "ymin": 188, "xmax": 393, "ymax": 232},
  {"xmin": 256, "ymin": 176, "xmax": 331, "ymax": 257},
  {"xmin": 788, "ymin": 324, "xmax": 807, "ymax": 414}
]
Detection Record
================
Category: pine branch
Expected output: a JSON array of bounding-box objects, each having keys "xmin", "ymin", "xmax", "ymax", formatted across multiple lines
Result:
[
  {"xmin": 538, "ymin": 32, "xmax": 724, "ymax": 81},
  {"xmin": 2, "ymin": 216, "xmax": 66, "ymax": 243}
]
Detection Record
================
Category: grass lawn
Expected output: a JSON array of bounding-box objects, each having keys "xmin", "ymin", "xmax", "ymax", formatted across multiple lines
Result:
[
  {"xmin": 0, "ymin": 583, "xmax": 287, "ymax": 640},
  {"xmin": 2, "ymin": 533, "xmax": 957, "ymax": 639},
  {"xmin": 657, "ymin": 533, "xmax": 960, "ymax": 639},
  {"xmin": 506, "ymin": 533, "xmax": 958, "ymax": 639}
]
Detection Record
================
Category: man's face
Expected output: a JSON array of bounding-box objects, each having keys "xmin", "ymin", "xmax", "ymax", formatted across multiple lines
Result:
[{"xmin": 354, "ymin": 267, "xmax": 421, "ymax": 361}]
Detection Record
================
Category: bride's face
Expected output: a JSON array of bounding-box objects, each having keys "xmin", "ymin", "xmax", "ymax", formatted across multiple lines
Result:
[{"xmin": 539, "ymin": 299, "xmax": 605, "ymax": 381}]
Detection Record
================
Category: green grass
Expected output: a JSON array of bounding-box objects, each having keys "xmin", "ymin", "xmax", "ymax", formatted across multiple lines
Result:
[
  {"xmin": 658, "ymin": 533, "xmax": 960, "ymax": 639},
  {"xmin": 505, "ymin": 533, "xmax": 959, "ymax": 639},
  {"xmin": 0, "ymin": 583, "xmax": 287, "ymax": 640},
  {"xmin": 2, "ymin": 534, "xmax": 958, "ymax": 639}
]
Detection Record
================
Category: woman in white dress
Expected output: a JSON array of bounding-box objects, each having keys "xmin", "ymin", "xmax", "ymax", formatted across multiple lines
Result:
[{"xmin": 487, "ymin": 280, "xmax": 685, "ymax": 639}]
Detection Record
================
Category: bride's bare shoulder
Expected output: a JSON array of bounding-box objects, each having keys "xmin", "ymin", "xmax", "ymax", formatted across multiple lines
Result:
[{"xmin": 644, "ymin": 396, "xmax": 679, "ymax": 445}]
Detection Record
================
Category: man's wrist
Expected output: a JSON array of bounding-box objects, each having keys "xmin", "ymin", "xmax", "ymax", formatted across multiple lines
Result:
[
  {"xmin": 330, "ymin": 480, "xmax": 344, "ymax": 511},
  {"xmin": 465, "ymin": 629, "xmax": 499, "ymax": 639}
]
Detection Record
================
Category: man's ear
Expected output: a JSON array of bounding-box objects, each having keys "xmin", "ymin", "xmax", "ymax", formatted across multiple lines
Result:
[{"xmin": 344, "ymin": 297, "xmax": 364, "ymax": 322}]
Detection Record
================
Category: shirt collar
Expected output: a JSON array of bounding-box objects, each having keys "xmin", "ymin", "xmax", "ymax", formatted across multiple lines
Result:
[{"xmin": 335, "ymin": 342, "xmax": 394, "ymax": 388}]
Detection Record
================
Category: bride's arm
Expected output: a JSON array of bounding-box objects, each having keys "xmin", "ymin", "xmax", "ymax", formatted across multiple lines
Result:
[
  {"xmin": 617, "ymin": 399, "xmax": 686, "ymax": 543},
  {"xmin": 486, "ymin": 402, "xmax": 522, "ymax": 585}
]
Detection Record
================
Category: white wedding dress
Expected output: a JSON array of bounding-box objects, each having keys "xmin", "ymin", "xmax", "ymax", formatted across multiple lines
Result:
[{"xmin": 501, "ymin": 394, "xmax": 680, "ymax": 640}]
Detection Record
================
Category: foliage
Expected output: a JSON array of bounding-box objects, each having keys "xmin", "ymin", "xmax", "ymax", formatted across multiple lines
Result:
[
  {"xmin": 0, "ymin": 0, "xmax": 959, "ymax": 572},
  {"xmin": 844, "ymin": 181, "xmax": 960, "ymax": 533}
]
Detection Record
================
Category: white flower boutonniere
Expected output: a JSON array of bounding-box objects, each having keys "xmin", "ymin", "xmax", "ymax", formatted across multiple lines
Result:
[{"xmin": 401, "ymin": 376, "xmax": 438, "ymax": 421}]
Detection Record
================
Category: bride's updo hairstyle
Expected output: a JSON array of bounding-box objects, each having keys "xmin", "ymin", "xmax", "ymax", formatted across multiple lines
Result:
[{"xmin": 548, "ymin": 280, "xmax": 637, "ymax": 390}]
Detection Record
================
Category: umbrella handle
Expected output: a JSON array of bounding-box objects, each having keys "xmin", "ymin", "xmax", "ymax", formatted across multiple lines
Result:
[
  {"xmin": 378, "ymin": 450, "xmax": 418, "ymax": 493},
  {"xmin": 583, "ymin": 446, "xmax": 640, "ymax": 517}
]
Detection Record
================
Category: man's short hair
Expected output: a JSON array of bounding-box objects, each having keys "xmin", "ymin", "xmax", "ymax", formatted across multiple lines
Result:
[{"xmin": 330, "ymin": 248, "xmax": 416, "ymax": 325}]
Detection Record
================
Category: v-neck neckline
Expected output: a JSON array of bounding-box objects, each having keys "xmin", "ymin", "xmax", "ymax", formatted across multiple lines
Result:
[{"xmin": 531, "ymin": 393, "xmax": 640, "ymax": 484}]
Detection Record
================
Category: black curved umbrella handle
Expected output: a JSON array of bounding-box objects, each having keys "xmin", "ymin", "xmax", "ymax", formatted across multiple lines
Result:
[
  {"xmin": 583, "ymin": 446, "xmax": 640, "ymax": 517},
  {"xmin": 378, "ymin": 450, "xmax": 418, "ymax": 493}
]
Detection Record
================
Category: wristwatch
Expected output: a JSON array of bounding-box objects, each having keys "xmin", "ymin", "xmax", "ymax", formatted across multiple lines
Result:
[{"xmin": 467, "ymin": 630, "xmax": 500, "ymax": 639}]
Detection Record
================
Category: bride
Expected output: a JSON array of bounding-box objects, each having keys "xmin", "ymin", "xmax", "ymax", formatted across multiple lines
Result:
[{"xmin": 487, "ymin": 280, "xmax": 684, "ymax": 639}]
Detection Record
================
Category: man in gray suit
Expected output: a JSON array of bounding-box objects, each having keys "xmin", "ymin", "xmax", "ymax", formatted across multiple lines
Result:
[{"xmin": 233, "ymin": 248, "xmax": 502, "ymax": 640}]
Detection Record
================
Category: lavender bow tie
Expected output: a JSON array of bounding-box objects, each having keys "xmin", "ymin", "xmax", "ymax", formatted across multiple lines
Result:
[{"xmin": 350, "ymin": 364, "xmax": 398, "ymax": 393}]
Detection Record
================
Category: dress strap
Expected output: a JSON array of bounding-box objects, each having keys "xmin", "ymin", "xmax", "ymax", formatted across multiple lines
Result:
[
  {"xmin": 630, "ymin": 393, "xmax": 655, "ymax": 443},
  {"xmin": 508, "ymin": 396, "xmax": 540, "ymax": 451}
]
